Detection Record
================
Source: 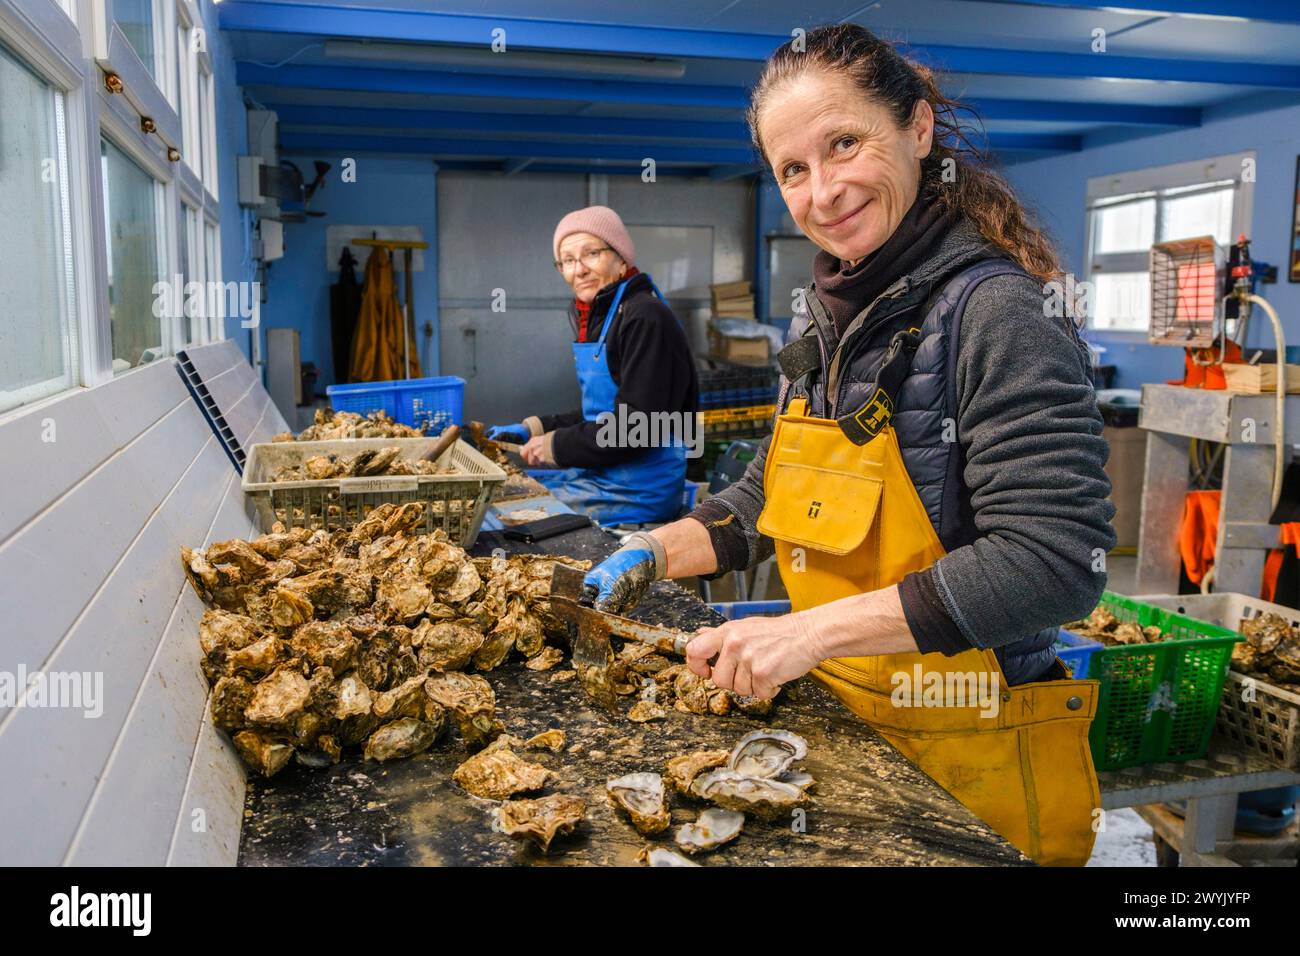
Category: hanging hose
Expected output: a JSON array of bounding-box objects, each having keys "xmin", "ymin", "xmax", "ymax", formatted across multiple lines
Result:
[{"xmin": 1247, "ymin": 293, "xmax": 1286, "ymax": 511}]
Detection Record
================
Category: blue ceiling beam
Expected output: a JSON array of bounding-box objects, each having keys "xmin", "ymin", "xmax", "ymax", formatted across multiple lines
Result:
[
  {"xmin": 434, "ymin": 160, "xmax": 713, "ymax": 177},
  {"xmin": 268, "ymin": 103, "xmax": 752, "ymax": 141},
  {"xmin": 919, "ymin": 44, "xmax": 1300, "ymax": 88},
  {"xmin": 218, "ymin": 0, "xmax": 784, "ymax": 60},
  {"xmin": 237, "ymin": 63, "xmax": 751, "ymax": 108},
  {"xmin": 223, "ymin": 1, "xmax": 1300, "ymax": 88},
  {"xmin": 278, "ymin": 132, "xmax": 757, "ymax": 164},
  {"xmin": 280, "ymin": 129, "xmax": 1075, "ymax": 158},
  {"xmin": 971, "ymin": 1, "xmax": 1300, "ymax": 25},
  {"xmin": 970, "ymin": 98, "xmax": 1200, "ymax": 126}
]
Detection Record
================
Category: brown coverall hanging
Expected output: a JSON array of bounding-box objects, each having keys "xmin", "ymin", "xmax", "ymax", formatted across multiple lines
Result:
[{"xmin": 350, "ymin": 246, "xmax": 421, "ymax": 382}]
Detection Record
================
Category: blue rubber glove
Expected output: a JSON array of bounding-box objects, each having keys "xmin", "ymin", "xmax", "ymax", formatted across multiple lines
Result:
[
  {"xmin": 486, "ymin": 422, "xmax": 530, "ymax": 443},
  {"xmin": 584, "ymin": 531, "xmax": 667, "ymax": 614}
]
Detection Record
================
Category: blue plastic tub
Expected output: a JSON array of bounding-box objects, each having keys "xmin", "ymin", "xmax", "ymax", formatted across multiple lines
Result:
[
  {"xmin": 1054, "ymin": 627, "xmax": 1104, "ymax": 678},
  {"xmin": 326, "ymin": 375, "xmax": 464, "ymax": 435}
]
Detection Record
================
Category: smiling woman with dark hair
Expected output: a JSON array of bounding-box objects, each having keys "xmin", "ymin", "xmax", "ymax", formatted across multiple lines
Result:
[{"xmin": 580, "ymin": 24, "xmax": 1116, "ymax": 866}]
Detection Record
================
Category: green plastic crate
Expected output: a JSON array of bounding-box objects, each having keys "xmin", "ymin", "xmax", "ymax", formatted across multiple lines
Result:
[{"xmin": 1085, "ymin": 591, "xmax": 1242, "ymax": 771}]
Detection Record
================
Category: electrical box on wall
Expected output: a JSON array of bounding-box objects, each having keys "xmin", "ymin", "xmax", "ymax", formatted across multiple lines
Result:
[
  {"xmin": 237, "ymin": 155, "xmax": 265, "ymax": 207},
  {"xmin": 259, "ymin": 219, "xmax": 284, "ymax": 262},
  {"xmin": 239, "ymin": 110, "xmax": 281, "ymax": 218}
]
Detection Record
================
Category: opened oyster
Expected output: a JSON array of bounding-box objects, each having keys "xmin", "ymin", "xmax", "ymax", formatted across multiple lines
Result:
[
  {"xmin": 729, "ymin": 729, "xmax": 807, "ymax": 778},
  {"xmin": 496, "ymin": 794, "xmax": 586, "ymax": 852},
  {"xmin": 689, "ymin": 769, "xmax": 808, "ymax": 821},
  {"xmin": 606, "ymin": 772, "xmax": 671, "ymax": 835},
  {"xmin": 675, "ymin": 809, "xmax": 744, "ymax": 855},
  {"xmin": 638, "ymin": 847, "xmax": 700, "ymax": 867}
]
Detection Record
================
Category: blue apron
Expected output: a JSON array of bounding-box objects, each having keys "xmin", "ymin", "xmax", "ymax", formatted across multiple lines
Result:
[{"xmin": 532, "ymin": 276, "xmax": 687, "ymax": 524}]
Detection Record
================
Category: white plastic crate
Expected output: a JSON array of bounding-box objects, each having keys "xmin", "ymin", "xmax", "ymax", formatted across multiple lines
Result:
[
  {"xmin": 243, "ymin": 437, "xmax": 505, "ymax": 546},
  {"xmin": 1137, "ymin": 592, "xmax": 1300, "ymax": 771}
]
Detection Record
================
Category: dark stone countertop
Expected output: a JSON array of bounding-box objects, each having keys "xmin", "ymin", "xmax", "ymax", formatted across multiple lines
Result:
[{"xmin": 237, "ymin": 525, "xmax": 1028, "ymax": 866}]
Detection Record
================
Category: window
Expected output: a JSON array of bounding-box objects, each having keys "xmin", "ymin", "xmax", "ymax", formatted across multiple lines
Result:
[
  {"xmin": 204, "ymin": 220, "xmax": 220, "ymax": 340},
  {"xmin": 180, "ymin": 204, "xmax": 204, "ymax": 345},
  {"xmin": 101, "ymin": 137, "xmax": 164, "ymax": 370},
  {"xmin": 1085, "ymin": 154, "xmax": 1252, "ymax": 333},
  {"xmin": 0, "ymin": 41, "xmax": 77, "ymax": 415},
  {"xmin": 112, "ymin": 0, "xmax": 160, "ymax": 80}
]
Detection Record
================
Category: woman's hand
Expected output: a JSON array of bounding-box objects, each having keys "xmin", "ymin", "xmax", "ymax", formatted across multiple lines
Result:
[
  {"xmin": 685, "ymin": 612, "xmax": 824, "ymax": 700},
  {"xmin": 520, "ymin": 435, "xmax": 551, "ymax": 467}
]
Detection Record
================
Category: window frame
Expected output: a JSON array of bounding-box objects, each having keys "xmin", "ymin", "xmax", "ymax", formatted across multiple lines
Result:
[{"xmin": 1084, "ymin": 152, "xmax": 1255, "ymax": 337}]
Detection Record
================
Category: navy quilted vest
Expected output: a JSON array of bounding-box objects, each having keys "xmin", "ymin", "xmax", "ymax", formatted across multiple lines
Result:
[{"xmin": 781, "ymin": 258, "xmax": 1060, "ymax": 685}]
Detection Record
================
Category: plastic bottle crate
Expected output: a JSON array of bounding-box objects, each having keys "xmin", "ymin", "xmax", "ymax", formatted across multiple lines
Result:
[
  {"xmin": 326, "ymin": 375, "xmax": 464, "ymax": 436},
  {"xmin": 698, "ymin": 363, "xmax": 778, "ymax": 410},
  {"xmin": 1083, "ymin": 591, "xmax": 1242, "ymax": 771}
]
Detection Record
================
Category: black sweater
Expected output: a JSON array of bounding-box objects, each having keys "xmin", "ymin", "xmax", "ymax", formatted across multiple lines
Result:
[{"xmin": 540, "ymin": 273, "xmax": 699, "ymax": 469}]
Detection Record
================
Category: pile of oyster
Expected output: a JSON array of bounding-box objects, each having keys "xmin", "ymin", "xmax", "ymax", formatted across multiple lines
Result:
[
  {"xmin": 1234, "ymin": 613, "xmax": 1300, "ymax": 690},
  {"xmin": 272, "ymin": 409, "xmax": 427, "ymax": 442},
  {"xmin": 181, "ymin": 502, "xmax": 588, "ymax": 776},
  {"xmin": 270, "ymin": 446, "xmax": 452, "ymax": 482},
  {"xmin": 607, "ymin": 730, "xmax": 814, "ymax": 865},
  {"xmin": 608, "ymin": 645, "xmax": 776, "ymax": 722},
  {"xmin": 1065, "ymin": 605, "xmax": 1167, "ymax": 647}
]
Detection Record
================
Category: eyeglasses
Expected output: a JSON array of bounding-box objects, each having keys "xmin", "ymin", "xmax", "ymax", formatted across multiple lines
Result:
[{"xmin": 556, "ymin": 246, "xmax": 613, "ymax": 274}]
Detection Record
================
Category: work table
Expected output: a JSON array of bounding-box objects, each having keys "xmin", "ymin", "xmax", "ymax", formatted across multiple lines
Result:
[{"xmin": 238, "ymin": 524, "xmax": 1027, "ymax": 867}]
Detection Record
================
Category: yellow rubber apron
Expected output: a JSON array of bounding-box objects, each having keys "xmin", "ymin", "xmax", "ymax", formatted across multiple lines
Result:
[{"xmin": 756, "ymin": 397, "xmax": 1101, "ymax": 866}]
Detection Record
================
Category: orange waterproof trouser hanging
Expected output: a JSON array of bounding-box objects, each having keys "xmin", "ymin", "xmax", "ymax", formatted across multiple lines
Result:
[{"xmin": 756, "ymin": 398, "xmax": 1101, "ymax": 866}]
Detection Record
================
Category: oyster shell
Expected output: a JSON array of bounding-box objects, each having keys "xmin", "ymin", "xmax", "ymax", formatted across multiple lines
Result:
[
  {"xmin": 211, "ymin": 676, "xmax": 253, "ymax": 731},
  {"xmin": 233, "ymin": 730, "xmax": 293, "ymax": 778},
  {"xmin": 363, "ymin": 717, "xmax": 441, "ymax": 762},
  {"xmin": 638, "ymin": 847, "xmax": 700, "ymax": 867},
  {"xmin": 289, "ymin": 620, "xmax": 360, "ymax": 672},
  {"xmin": 496, "ymin": 794, "xmax": 585, "ymax": 852},
  {"xmin": 424, "ymin": 671, "xmax": 504, "ymax": 748},
  {"xmin": 373, "ymin": 672, "xmax": 432, "ymax": 721},
  {"xmin": 244, "ymin": 666, "xmax": 312, "ymax": 728},
  {"xmin": 606, "ymin": 772, "xmax": 671, "ymax": 835},
  {"xmin": 665, "ymin": 749, "xmax": 730, "ymax": 794},
  {"xmin": 628, "ymin": 700, "xmax": 666, "ymax": 723},
  {"xmin": 675, "ymin": 808, "xmax": 744, "ymax": 855},
  {"xmin": 524, "ymin": 729, "xmax": 566, "ymax": 753},
  {"xmin": 690, "ymin": 769, "xmax": 809, "ymax": 820},
  {"xmin": 728, "ymin": 730, "xmax": 808, "ymax": 779},
  {"xmin": 524, "ymin": 646, "xmax": 565, "ymax": 671},
  {"xmin": 453, "ymin": 746, "xmax": 552, "ymax": 800},
  {"xmin": 414, "ymin": 621, "xmax": 483, "ymax": 671}
]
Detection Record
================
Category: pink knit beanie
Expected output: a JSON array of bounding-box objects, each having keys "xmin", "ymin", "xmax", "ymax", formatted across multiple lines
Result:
[{"xmin": 552, "ymin": 205, "xmax": 635, "ymax": 266}]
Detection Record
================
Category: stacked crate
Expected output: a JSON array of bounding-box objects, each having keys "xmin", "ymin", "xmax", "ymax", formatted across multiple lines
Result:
[{"xmin": 689, "ymin": 358, "xmax": 779, "ymax": 481}]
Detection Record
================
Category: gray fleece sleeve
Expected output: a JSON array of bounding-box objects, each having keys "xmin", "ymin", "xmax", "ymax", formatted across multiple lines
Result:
[
  {"xmin": 922, "ymin": 273, "xmax": 1116, "ymax": 648},
  {"xmin": 687, "ymin": 430, "xmax": 775, "ymax": 576}
]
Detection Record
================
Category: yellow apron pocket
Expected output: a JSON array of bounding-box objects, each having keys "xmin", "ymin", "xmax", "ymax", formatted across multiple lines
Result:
[{"xmin": 757, "ymin": 462, "xmax": 883, "ymax": 555}]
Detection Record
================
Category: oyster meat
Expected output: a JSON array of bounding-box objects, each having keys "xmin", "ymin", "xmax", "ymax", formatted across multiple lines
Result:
[
  {"xmin": 690, "ymin": 769, "xmax": 809, "ymax": 821},
  {"xmin": 675, "ymin": 809, "xmax": 744, "ymax": 855},
  {"xmin": 606, "ymin": 772, "xmax": 671, "ymax": 835},
  {"xmin": 496, "ymin": 794, "xmax": 586, "ymax": 852},
  {"xmin": 728, "ymin": 730, "xmax": 808, "ymax": 779}
]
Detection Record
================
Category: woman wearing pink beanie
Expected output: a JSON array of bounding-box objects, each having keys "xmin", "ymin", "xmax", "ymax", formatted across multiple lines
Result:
[{"xmin": 486, "ymin": 205, "xmax": 698, "ymax": 524}]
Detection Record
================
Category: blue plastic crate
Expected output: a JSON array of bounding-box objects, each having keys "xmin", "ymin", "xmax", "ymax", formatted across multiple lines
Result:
[
  {"xmin": 326, "ymin": 375, "xmax": 464, "ymax": 435},
  {"xmin": 709, "ymin": 600, "xmax": 791, "ymax": 620},
  {"xmin": 1054, "ymin": 627, "xmax": 1103, "ymax": 679}
]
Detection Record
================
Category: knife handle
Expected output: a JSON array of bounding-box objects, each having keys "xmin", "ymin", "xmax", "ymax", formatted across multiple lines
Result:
[{"xmin": 673, "ymin": 633, "xmax": 719, "ymax": 668}]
